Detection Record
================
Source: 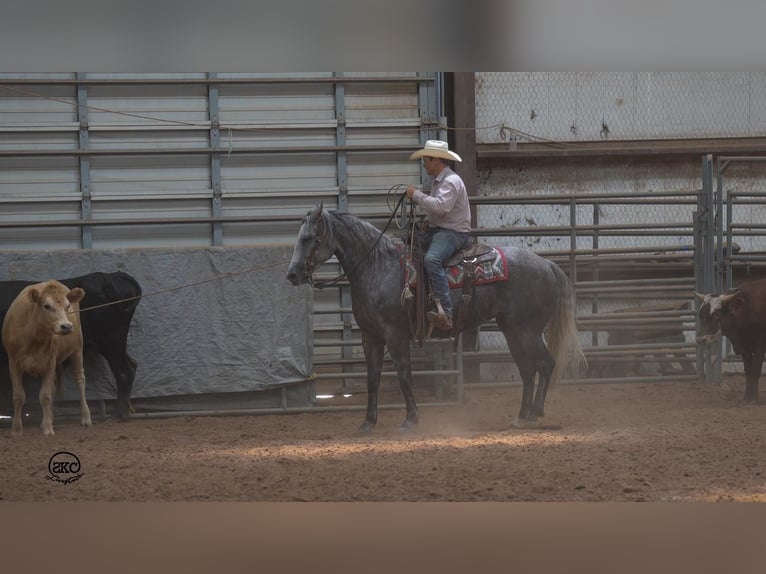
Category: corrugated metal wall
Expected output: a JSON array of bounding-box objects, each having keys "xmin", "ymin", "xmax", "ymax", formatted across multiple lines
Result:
[{"xmin": 0, "ymin": 73, "xmax": 439, "ymax": 251}]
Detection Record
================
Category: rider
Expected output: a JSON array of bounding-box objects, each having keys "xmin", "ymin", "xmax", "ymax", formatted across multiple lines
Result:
[{"xmin": 406, "ymin": 140, "xmax": 471, "ymax": 331}]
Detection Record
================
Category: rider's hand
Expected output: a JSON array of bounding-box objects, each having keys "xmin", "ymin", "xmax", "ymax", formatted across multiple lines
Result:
[{"xmin": 406, "ymin": 186, "xmax": 418, "ymax": 200}]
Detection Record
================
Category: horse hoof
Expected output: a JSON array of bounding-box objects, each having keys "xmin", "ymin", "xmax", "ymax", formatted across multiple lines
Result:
[
  {"xmin": 510, "ymin": 417, "xmax": 562, "ymax": 431},
  {"xmin": 510, "ymin": 417, "xmax": 536, "ymax": 429},
  {"xmin": 399, "ymin": 419, "xmax": 418, "ymax": 432},
  {"xmin": 356, "ymin": 422, "xmax": 375, "ymax": 435}
]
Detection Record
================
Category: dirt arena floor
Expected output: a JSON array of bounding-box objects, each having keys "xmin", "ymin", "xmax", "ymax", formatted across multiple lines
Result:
[{"xmin": 3, "ymin": 376, "xmax": 766, "ymax": 502}]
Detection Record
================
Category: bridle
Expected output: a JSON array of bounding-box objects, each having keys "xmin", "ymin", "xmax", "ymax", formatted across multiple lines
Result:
[
  {"xmin": 303, "ymin": 211, "xmax": 328, "ymax": 287},
  {"xmin": 303, "ymin": 190, "xmax": 407, "ymax": 289}
]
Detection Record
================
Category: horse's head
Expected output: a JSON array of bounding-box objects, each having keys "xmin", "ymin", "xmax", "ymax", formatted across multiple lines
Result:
[{"xmin": 286, "ymin": 201, "xmax": 335, "ymax": 286}]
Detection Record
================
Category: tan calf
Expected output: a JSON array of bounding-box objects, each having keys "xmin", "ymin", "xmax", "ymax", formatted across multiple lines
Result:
[{"xmin": 1, "ymin": 280, "xmax": 91, "ymax": 436}]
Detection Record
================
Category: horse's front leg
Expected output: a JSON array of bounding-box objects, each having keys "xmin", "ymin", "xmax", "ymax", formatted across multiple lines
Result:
[
  {"xmin": 387, "ymin": 335, "xmax": 419, "ymax": 431},
  {"xmin": 358, "ymin": 331, "xmax": 385, "ymax": 434}
]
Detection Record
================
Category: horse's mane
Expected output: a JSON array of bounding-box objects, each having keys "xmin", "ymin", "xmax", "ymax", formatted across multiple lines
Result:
[{"xmin": 327, "ymin": 210, "xmax": 399, "ymax": 261}]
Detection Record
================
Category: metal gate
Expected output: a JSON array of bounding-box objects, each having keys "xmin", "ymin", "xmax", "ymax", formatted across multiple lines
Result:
[{"xmin": 697, "ymin": 154, "xmax": 766, "ymax": 385}]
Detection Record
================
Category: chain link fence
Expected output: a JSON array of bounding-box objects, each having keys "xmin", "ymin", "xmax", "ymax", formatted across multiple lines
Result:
[{"xmin": 476, "ymin": 72, "xmax": 766, "ymax": 143}]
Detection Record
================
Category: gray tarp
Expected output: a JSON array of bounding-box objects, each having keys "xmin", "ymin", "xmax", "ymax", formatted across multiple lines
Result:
[{"xmin": 0, "ymin": 245, "xmax": 313, "ymax": 408}]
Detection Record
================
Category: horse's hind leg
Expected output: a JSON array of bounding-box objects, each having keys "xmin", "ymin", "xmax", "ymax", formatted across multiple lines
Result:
[
  {"xmin": 358, "ymin": 332, "xmax": 385, "ymax": 435},
  {"xmin": 499, "ymin": 323, "xmax": 545, "ymax": 426},
  {"xmin": 530, "ymin": 340, "xmax": 555, "ymax": 419}
]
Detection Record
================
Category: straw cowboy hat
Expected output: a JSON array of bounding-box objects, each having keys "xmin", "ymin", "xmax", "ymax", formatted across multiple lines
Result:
[{"xmin": 409, "ymin": 140, "xmax": 462, "ymax": 163}]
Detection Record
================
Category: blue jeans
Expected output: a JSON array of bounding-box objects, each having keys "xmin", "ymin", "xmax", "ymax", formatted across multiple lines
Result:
[{"xmin": 423, "ymin": 227, "xmax": 470, "ymax": 317}]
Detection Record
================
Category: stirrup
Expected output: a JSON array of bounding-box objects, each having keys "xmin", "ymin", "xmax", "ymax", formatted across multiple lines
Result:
[
  {"xmin": 426, "ymin": 299, "xmax": 453, "ymax": 331},
  {"xmin": 426, "ymin": 312, "xmax": 453, "ymax": 332},
  {"xmin": 426, "ymin": 298, "xmax": 446, "ymax": 322}
]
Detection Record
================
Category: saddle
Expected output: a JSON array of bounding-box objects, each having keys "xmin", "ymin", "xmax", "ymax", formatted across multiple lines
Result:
[
  {"xmin": 446, "ymin": 240, "xmax": 495, "ymax": 335},
  {"xmin": 403, "ymin": 231, "xmax": 504, "ymax": 344},
  {"xmin": 444, "ymin": 240, "xmax": 495, "ymax": 267}
]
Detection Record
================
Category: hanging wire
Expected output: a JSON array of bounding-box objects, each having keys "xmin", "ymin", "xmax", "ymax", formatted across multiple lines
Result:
[
  {"xmin": 0, "ymin": 84, "xmax": 568, "ymax": 148},
  {"xmin": 73, "ymin": 259, "xmax": 291, "ymax": 315}
]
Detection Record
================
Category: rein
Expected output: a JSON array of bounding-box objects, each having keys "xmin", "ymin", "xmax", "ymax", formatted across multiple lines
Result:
[
  {"xmin": 309, "ymin": 190, "xmax": 407, "ymax": 289},
  {"xmin": 69, "ymin": 259, "xmax": 289, "ymax": 316}
]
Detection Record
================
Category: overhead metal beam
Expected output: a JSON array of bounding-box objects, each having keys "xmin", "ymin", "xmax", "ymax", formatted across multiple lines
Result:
[
  {"xmin": 0, "ymin": 144, "xmax": 422, "ymax": 157},
  {"xmin": 478, "ymin": 137, "xmax": 766, "ymax": 160},
  {"xmin": 0, "ymin": 76, "xmax": 436, "ymax": 86}
]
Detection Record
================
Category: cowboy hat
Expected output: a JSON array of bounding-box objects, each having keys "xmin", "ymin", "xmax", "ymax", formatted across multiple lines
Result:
[{"xmin": 409, "ymin": 140, "xmax": 462, "ymax": 163}]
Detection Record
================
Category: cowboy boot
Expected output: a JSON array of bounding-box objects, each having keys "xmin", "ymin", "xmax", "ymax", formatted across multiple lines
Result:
[{"xmin": 427, "ymin": 299, "xmax": 453, "ymax": 331}]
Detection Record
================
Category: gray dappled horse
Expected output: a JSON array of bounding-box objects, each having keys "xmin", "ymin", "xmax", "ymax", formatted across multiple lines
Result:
[{"xmin": 286, "ymin": 202, "xmax": 586, "ymax": 433}]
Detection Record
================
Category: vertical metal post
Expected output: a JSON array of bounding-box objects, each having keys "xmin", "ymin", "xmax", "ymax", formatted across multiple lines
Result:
[
  {"xmin": 208, "ymin": 73, "xmax": 223, "ymax": 246},
  {"xmin": 456, "ymin": 332, "xmax": 464, "ymax": 404},
  {"xmin": 434, "ymin": 72, "xmax": 444, "ymax": 126},
  {"xmin": 720, "ymin": 158, "xmax": 734, "ymax": 367},
  {"xmin": 700, "ymin": 155, "xmax": 711, "ymax": 383},
  {"xmin": 335, "ymin": 73, "xmax": 353, "ymax": 392},
  {"xmin": 721, "ymin": 159, "xmax": 734, "ymax": 291},
  {"xmin": 714, "ymin": 157, "xmax": 724, "ymax": 294},
  {"xmin": 417, "ymin": 72, "xmax": 439, "ymax": 142},
  {"xmin": 591, "ymin": 202, "xmax": 599, "ymax": 346},
  {"xmin": 417, "ymin": 72, "xmax": 440, "ymax": 193},
  {"xmin": 569, "ymin": 197, "xmax": 577, "ymax": 282},
  {"xmin": 418, "ymin": 72, "xmax": 442, "ymax": 192},
  {"xmin": 699, "ymin": 154, "xmax": 720, "ymax": 384},
  {"xmin": 437, "ymin": 117, "xmax": 448, "ymax": 142},
  {"xmin": 707, "ymin": 155, "xmax": 722, "ymax": 385},
  {"xmin": 702, "ymin": 155, "xmax": 715, "ymax": 296},
  {"xmin": 451, "ymin": 73, "xmax": 479, "ymax": 383},
  {"xmin": 452, "ymin": 72, "xmax": 477, "ymax": 228},
  {"xmin": 693, "ymin": 212, "xmax": 705, "ymax": 384},
  {"xmin": 335, "ymin": 73, "xmax": 348, "ymax": 213},
  {"xmin": 76, "ymin": 73, "xmax": 92, "ymax": 249}
]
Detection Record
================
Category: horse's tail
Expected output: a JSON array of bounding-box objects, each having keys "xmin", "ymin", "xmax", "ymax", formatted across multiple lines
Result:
[{"xmin": 547, "ymin": 263, "xmax": 587, "ymax": 386}]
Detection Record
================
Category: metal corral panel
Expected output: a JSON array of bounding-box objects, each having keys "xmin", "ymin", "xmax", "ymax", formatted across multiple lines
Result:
[{"xmin": 476, "ymin": 158, "xmax": 703, "ymax": 252}]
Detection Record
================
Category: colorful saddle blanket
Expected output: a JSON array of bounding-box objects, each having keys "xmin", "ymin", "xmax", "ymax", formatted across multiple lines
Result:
[{"xmin": 403, "ymin": 246, "xmax": 509, "ymax": 289}]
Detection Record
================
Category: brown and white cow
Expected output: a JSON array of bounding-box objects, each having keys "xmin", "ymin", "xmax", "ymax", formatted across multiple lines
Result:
[
  {"xmin": 696, "ymin": 277, "xmax": 766, "ymax": 403},
  {"xmin": 1, "ymin": 280, "xmax": 91, "ymax": 436}
]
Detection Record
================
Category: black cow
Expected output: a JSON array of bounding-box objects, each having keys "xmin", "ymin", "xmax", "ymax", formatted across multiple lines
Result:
[
  {"xmin": 697, "ymin": 277, "xmax": 766, "ymax": 403},
  {"xmin": 0, "ymin": 271, "xmax": 141, "ymax": 420}
]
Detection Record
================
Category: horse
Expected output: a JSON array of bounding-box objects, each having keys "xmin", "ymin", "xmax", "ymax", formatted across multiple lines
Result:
[{"xmin": 286, "ymin": 201, "xmax": 586, "ymax": 433}]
